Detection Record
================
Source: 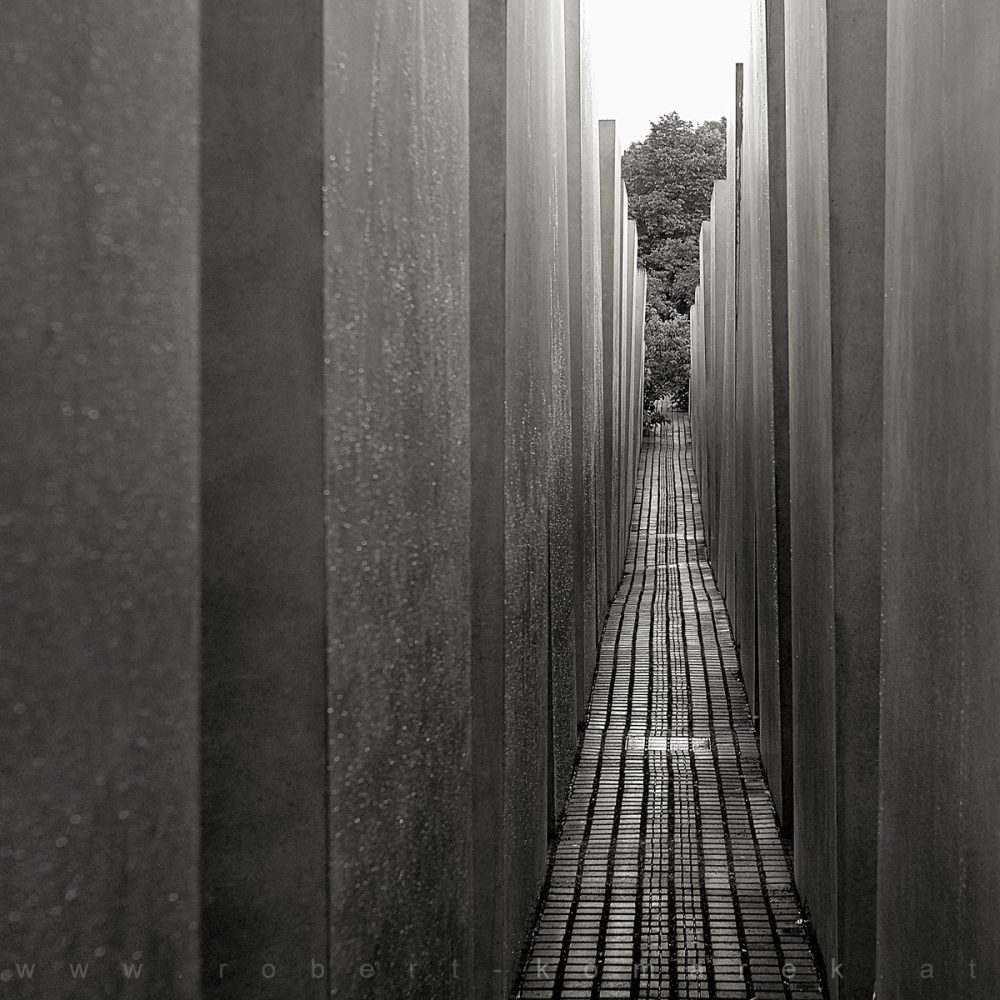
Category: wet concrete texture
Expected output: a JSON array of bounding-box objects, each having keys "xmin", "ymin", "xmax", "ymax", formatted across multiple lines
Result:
[
  {"xmin": 0, "ymin": 0, "xmax": 200, "ymax": 996},
  {"xmin": 740, "ymin": 0, "xmax": 793, "ymax": 828},
  {"xmin": 878, "ymin": 1, "xmax": 1000, "ymax": 995},
  {"xmin": 785, "ymin": 0, "xmax": 886, "ymax": 994}
]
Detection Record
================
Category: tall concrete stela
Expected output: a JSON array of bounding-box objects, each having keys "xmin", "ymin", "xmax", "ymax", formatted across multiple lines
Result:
[{"xmin": 0, "ymin": 1, "xmax": 646, "ymax": 997}]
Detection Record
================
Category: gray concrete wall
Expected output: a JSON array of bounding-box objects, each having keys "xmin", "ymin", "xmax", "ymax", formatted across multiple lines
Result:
[
  {"xmin": 700, "ymin": 220, "xmax": 716, "ymax": 563},
  {"xmin": 598, "ymin": 122, "xmax": 624, "ymax": 602},
  {"xmin": 543, "ymin": 0, "xmax": 578, "ymax": 836},
  {"xmin": 729, "ymin": 67, "xmax": 758, "ymax": 724},
  {"xmin": 691, "ymin": 3, "xmax": 885, "ymax": 993},
  {"xmin": 714, "ymin": 177, "xmax": 735, "ymax": 618},
  {"xmin": 200, "ymin": 0, "xmax": 328, "ymax": 991},
  {"xmin": 565, "ymin": 0, "xmax": 604, "ymax": 721},
  {"xmin": 468, "ymin": 1, "xmax": 509, "ymax": 995},
  {"xmin": 324, "ymin": 3, "xmax": 473, "ymax": 998},
  {"xmin": 470, "ymin": 0, "xmax": 550, "ymax": 990},
  {"xmin": 878, "ymin": 1, "xmax": 1000, "ymax": 995},
  {"xmin": 741, "ymin": 0, "xmax": 793, "ymax": 825},
  {"xmin": 203, "ymin": 1, "xmax": 475, "ymax": 997},
  {"xmin": 786, "ymin": 2, "xmax": 885, "ymax": 993},
  {"xmin": 0, "ymin": 1, "xmax": 200, "ymax": 996},
  {"xmin": 1, "ymin": 1, "xmax": 646, "ymax": 995},
  {"xmin": 579, "ymin": 16, "xmax": 606, "ymax": 669}
]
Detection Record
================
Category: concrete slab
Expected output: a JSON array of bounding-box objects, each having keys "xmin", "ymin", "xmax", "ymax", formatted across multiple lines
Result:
[
  {"xmin": 200, "ymin": 0, "xmax": 330, "ymax": 994},
  {"xmin": 742, "ymin": 0, "xmax": 793, "ymax": 828},
  {"xmin": 713, "ymin": 176, "xmax": 734, "ymax": 616},
  {"xmin": 471, "ymin": 0, "xmax": 574, "ymax": 992},
  {"xmin": 323, "ymin": 4, "xmax": 474, "ymax": 997},
  {"xmin": 699, "ymin": 219, "xmax": 716, "ymax": 565},
  {"xmin": 879, "ymin": 1, "xmax": 1000, "ymax": 994},
  {"xmin": 785, "ymin": 0, "xmax": 886, "ymax": 993},
  {"xmin": 598, "ymin": 123, "xmax": 623, "ymax": 602},
  {"xmin": 564, "ymin": 0, "xmax": 603, "ymax": 721},
  {"xmin": 0, "ymin": 1, "xmax": 200, "ymax": 994}
]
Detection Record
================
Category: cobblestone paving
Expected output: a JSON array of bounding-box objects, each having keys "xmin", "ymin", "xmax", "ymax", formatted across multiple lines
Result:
[{"xmin": 515, "ymin": 415, "xmax": 826, "ymax": 1000}]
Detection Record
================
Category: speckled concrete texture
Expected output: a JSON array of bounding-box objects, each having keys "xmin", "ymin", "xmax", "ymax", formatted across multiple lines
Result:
[
  {"xmin": 785, "ymin": 1, "xmax": 885, "ymax": 994},
  {"xmin": 470, "ymin": 0, "xmax": 574, "ymax": 993},
  {"xmin": 199, "ymin": 0, "xmax": 328, "ymax": 994},
  {"xmin": 324, "ymin": 3, "xmax": 473, "ymax": 998},
  {"xmin": 3, "ymin": 2, "xmax": 648, "ymax": 995},
  {"xmin": 878, "ymin": 2, "xmax": 1000, "ymax": 995},
  {"xmin": 0, "ymin": 0, "xmax": 199, "ymax": 994}
]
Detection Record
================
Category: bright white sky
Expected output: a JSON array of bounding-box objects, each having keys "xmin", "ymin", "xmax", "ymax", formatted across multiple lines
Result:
[{"xmin": 589, "ymin": 0, "xmax": 749, "ymax": 149}]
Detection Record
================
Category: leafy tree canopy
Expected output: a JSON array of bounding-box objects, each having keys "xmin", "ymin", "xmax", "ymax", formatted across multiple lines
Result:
[{"xmin": 623, "ymin": 113, "xmax": 726, "ymax": 410}]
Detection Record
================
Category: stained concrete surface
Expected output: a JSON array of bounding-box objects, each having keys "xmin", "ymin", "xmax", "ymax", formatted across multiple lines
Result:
[
  {"xmin": 878, "ymin": 1, "xmax": 1000, "ymax": 995},
  {"xmin": 471, "ymin": 0, "xmax": 570, "ymax": 992},
  {"xmin": 199, "ymin": 0, "xmax": 328, "ymax": 994},
  {"xmin": 2, "ymin": 2, "xmax": 651, "ymax": 996},
  {"xmin": 324, "ymin": 3, "xmax": 473, "ymax": 998},
  {"xmin": 469, "ymin": 0, "xmax": 510, "ymax": 996},
  {"xmin": 785, "ymin": 1, "xmax": 885, "ymax": 994},
  {"xmin": 0, "ymin": 1, "xmax": 200, "ymax": 995}
]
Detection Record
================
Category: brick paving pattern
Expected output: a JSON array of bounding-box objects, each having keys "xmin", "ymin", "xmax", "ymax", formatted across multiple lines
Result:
[{"xmin": 515, "ymin": 414, "xmax": 826, "ymax": 1000}]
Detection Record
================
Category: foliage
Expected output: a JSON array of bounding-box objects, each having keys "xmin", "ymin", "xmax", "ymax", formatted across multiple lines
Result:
[
  {"xmin": 643, "ymin": 313, "xmax": 691, "ymax": 412},
  {"xmin": 623, "ymin": 113, "xmax": 726, "ymax": 409}
]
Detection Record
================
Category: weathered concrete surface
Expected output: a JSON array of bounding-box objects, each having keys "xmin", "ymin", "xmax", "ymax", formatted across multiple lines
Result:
[
  {"xmin": 564, "ymin": 0, "xmax": 602, "ymax": 720},
  {"xmin": 325, "ymin": 3, "xmax": 473, "ymax": 998},
  {"xmin": 200, "ymin": 1, "xmax": 327, "ymax": 995},
  {"xmin": 712, "ymin": 178, "xmax": 734, "ymax": 614},
  {"xmin": 623, "ymin": 222, "xmax": 635, "ymax": 531},
  {"xmin": 785, "ymin": 0, "xmax": 885, "ymax": 993},
  {"xmin": 741, "ymin": 1, "xmax": 793, "ymax": 826},
  {"xmin": 0, "ymin": 1, "xmax": 200, "ymax": 995},
  {"xmin": 878, "ymin": 2, "xmax": 1000, "ymax": 995},
  {"xmin": 627, "ymin": 263, "xmax": 646, "ymax": 514},
  {"xmin": 579, "ymin": 29, "xmax": 606, "ymax": 670},
  {"xmin": 728, "ymin": 67, "xmax": 758, "ymax": 726},
  {"xmin": 471, "ymin": 0, "xmax": 576, "ymax": 992},
  {"xmin": 699, "ymin": 220, "xmax": 716, "ymax": 563},
  {"xmin": 620, "ymin": 220, "xmax": 638, "ymax": 563},
  {"xmin": 469, "ymin": 1, "xmax": 508, "ymax": 995},
  {"xmin": 544, "ymin": 15, "xmax": 577, "ymax": 836},
  {"xmin": 690, "ymin": 285, "xmax": 706, "ymax": 491},
  {"xmin": 204, "ymin": 1, "xmax": 474, "ymax": 997},
  {"xmin": 598, "ymin": 122, "xmax": 623, "ymax": 602}
]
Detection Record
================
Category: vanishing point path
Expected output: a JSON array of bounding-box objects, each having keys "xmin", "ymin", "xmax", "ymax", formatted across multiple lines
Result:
[{"xmin": 516, "ymin": 414, "xmax": 827, "ymax": 1000}]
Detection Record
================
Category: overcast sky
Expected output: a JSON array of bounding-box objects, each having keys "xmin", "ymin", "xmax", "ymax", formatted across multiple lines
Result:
[{"xmin": 589, "ymin": 0, "xmax": 749, "ymax": 149}]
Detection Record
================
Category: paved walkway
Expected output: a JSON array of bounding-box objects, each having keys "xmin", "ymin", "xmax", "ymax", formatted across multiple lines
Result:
[{"xmin": 516, "ymin": 415, "xmax": 826, "ymax": 999}]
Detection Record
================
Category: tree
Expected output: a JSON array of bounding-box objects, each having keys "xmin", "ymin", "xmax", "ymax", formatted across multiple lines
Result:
[
  {"xmin": 644, "ymin": 312, "xmax": 691, "ymax": 412},
  {"xmin": 623, "ymin": 113, "xmax": 726, "ymax": 410}
]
